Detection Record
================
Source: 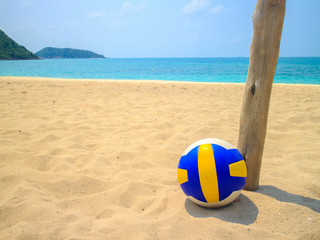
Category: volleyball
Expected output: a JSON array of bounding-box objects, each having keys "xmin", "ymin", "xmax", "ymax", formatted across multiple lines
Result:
[{"xmin": 177, "ymin": 138, "xmax": 247, "ymax": 208}]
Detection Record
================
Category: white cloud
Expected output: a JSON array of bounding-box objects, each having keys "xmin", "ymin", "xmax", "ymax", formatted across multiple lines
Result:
[
  {"xmin": 119, "ymin": 1, "xmax": 147, "ymax": 15},
  {"xmin": 122, "ymin": 2, "xmax": 132, "ymax": 9},
  {"xmin": 182, "ymin": 0, "xmax": 210, "ymax": 14},
  {"xmin": 86, "ymin": 11, "xmax": 105, "ymax": 19},
  {"xmin": 108, "ymin": 1, "xmax": 147, "ymax": 27},
  {"xmin": 182, "ymin": 0, "xmax": 223, "ymax": 15},
  {"xmin": 108, "ymin": 20, "xmax": 127, "ymax": 27},
  {"xmin": 135, "ymin": 2, "xmax": 147, "ymax": 11},
  {"xmin": 19, "ymin": 0, "xmax": 36, "ymax": 8},
  {"xmin": 210, "ymin": 5, "xmax": 223, "ymax": 14}
]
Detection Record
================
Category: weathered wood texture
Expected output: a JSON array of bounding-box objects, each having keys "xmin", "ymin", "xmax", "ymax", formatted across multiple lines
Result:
[{"xmin": 238, "ymin": 0, "xmax": 286, "ymax": 191}]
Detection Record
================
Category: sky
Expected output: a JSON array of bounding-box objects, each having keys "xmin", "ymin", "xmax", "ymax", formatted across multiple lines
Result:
[{"xmin": 0, "ymin": 0, "xmax": 319, "ymax": 58}]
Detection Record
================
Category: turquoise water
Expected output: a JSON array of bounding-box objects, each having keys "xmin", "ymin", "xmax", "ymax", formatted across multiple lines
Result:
[{"xmin": 0, "ymin": 57, "xmax": 319, "ymax": 84}]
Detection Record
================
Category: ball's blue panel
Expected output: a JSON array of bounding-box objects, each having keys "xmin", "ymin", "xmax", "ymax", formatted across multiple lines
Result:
[
  {"xmin": 178, "ymin": 155, "xmax": 189, "ymax": 169},
  {"xmin": 229, "ymin": 176, "xmax": 246, "ymax": 191},
  {"xmin": 179, "ymin": 181, "xmax": 191, "ymax": 196},
  {"xmin": 178, "ymin": 156, "xmax": 191, "ymax": 196},
  {"xmin": 187, "ymin": 146, "xmax": 207, "ymax": 202},
  {"xmin": 178, "ymin": 146, "xmax": 206, "ymax": 202},
  {"xmin": 227, "ymin": 149, "xmax": 244, "ymax": 164},
  {"xmin": 212, "ymin": 144, "xmax": 234, "ymax": 201}
]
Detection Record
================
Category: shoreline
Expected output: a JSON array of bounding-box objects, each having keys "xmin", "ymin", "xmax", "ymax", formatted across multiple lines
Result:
[{"xmin": 1, "ymin": 76, "xmax": 320, "ymax": 87}]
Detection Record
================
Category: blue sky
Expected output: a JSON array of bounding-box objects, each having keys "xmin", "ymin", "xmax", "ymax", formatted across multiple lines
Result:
[{"xmin": 1, "ymin": 0, "xmax": 319, "ymax": 58}]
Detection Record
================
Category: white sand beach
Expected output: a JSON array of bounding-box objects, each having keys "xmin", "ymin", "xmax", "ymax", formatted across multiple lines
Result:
[{"xmin": 0, "ymin": 77, "xmax": 319, "ymax": 239}]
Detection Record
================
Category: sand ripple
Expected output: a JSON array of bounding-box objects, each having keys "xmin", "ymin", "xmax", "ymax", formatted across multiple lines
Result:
[{"xmin": 0, "ymin": 77, "xmax": 319, "ymax": 239}]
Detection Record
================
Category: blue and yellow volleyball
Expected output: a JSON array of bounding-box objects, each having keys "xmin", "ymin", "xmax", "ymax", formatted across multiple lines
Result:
[{"xmin": 177, "ymin": 138, "xmax": 247, "ymax": 207}]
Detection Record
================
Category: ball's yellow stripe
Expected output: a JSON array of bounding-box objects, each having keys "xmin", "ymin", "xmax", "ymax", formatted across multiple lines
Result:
[
  {"xmin": 229, "ymin": 160, "xmax": 247, "ymax": 177},
  {"xmin": 198, "ymin": 144, "xmax": 219, "ymax": 203},
  {"xmin": 177, "ymin": 168, "xmax": 188, "ymax": 184}
]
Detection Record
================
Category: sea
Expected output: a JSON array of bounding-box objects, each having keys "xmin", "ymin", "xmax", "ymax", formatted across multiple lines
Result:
[{"xmin": 0, "ymin": 57, "xmax": 319, "ymax": 84}]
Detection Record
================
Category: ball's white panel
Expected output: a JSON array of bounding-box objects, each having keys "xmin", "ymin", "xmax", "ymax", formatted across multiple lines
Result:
[
  {"xmin": 182, "ymin": 138, "xmax": 236, "ymax": 156},
  {"xmin": 188, "ymin": 190, "xmax": 242, "ymax": 208}
]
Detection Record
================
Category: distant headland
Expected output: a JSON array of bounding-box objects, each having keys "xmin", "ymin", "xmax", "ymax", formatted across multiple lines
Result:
[
  {"xmin": 0, "ymin": 29, "xmax": 39, "ymax": 60},
  {"xmin": 0, "ymin": 29, "xmax": 106, "ymax": 60},
  {"xmin": 36, "ymin": 47, "xmax": 106, "ymax": 59}
]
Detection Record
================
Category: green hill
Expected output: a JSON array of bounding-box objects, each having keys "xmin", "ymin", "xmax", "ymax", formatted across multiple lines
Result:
[
  {"xmin": 36, "ymin": 47, "xmax": 106, "ymax": 59},
  {"xmin": 0, "ymin": 29, "xmax": 39, "ymax": 60}
]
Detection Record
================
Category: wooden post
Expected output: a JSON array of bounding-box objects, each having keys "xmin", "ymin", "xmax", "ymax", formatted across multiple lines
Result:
[{"xmin": 238, "ymin": 0, "xmax": 286, "ymax": 191}]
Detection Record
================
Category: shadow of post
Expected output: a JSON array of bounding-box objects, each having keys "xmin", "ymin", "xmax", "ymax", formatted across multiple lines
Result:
[
  {"xmin": 184, "ymin": 194, "xmax": 258, "ymax": 225},
  {"xmin": 257, "ymin": 185, "xmax": 320, "ymax": 213}
]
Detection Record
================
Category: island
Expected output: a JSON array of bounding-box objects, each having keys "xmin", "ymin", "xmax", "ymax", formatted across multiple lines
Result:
[
  {"xmin": 36, "ymin": 47, "xmax": 106, "ymax": 59},
  {"xmin": 0, "ymin": 29, "xmax": 39, "ymax": 60}
]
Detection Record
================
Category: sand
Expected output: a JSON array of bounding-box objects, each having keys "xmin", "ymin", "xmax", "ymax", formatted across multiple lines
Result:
[{"xmin": 0, "ymin": 76, "xmax": 319, "ymax": 239}]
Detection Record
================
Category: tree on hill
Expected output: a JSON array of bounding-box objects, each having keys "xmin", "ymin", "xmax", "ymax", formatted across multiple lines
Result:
[
  {"xmin": 35, "ymin": 47, "xmax": 106, "ymax": 59},
  {"xmin": 0, "ymin": 29, "xmax": 39, "ymax": 60}
]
